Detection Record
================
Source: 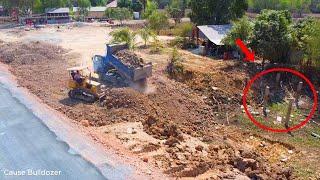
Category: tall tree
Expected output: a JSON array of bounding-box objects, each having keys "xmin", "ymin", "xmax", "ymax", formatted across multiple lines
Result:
[
  {"xmin": 251, "ymin": 10, "xmax": 294, "ymax": 64},
  {"xmin": 189, "ymin": 0, "xmax": 248, "ymax": 25},
  {"xmin": 167, "ymin": 0, "xmax": 184, "ymax": 24},
  {"xmin": 78, "ymin": 0, "xmax": 91, "ymax": 20},
  {"xmin": 105, "ymin": 7, "xmax": 132, "ymax": 25}
]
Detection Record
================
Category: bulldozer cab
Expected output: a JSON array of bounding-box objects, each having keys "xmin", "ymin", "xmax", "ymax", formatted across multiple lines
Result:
[
  {"xmin": 66, "ymin": 66, "xmax": 105, "ymax": 103},
  {"xmin": 67, "ymin": 66, "xmax": 87, "ymax": 80}
]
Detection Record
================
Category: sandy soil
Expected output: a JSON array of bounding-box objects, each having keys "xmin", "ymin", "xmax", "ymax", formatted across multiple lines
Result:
[{"xmin": 0, "ymin": 25, "xmax": 319, "ymax": 179}]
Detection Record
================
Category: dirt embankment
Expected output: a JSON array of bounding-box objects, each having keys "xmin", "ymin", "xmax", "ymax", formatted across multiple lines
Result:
[{"xmin": 0, "ymin": 41, "xmax": 294, "ymax": 179}]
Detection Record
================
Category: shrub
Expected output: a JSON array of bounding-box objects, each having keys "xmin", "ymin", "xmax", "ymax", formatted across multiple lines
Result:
[
  {"xmin": 110, "ymin": 27, "xmax": 137, "ymax": 49},
  {"xmin": 167, "ymin": 48, "xmax": 185, "ymax": 76},
  {"xmin": 173, "ymin": 22, "xmax": 193, "ymax": 37},
  {"xmin": 148, "ymin": 11, "xmax": 169, "ymax": 33},
  {"xmin": 150, "ymin": 37, "xmax": 164, "ymax": 54}
]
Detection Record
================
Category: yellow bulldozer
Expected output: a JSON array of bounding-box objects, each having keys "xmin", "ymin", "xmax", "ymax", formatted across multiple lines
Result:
[{"xmin": 67, "ymin": 66, "xmax": 105, "ymax": 103}]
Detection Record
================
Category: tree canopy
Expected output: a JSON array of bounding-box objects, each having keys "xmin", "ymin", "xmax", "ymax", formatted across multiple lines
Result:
[
  {"xmin": 189, "ymin": 0, "xmax": 248, "ymax": 25},
  {"xmin": 105, "ymin": 7, "xmax": 132, "ymax": 24},
  {"xmin": 251, "ymin": 10, "xmax": 294, "ymax": 63}
]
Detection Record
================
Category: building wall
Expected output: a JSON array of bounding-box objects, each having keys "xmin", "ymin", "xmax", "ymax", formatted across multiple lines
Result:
[{"xmin": 87, "ymin": 11, "xmax": 105, "ymax": 19}]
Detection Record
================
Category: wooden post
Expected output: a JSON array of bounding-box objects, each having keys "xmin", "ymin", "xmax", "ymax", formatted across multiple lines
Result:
[
  {"xmin": 276, "ymin": 73, "xmax": 281, "ymax": 88},
  {"xmin": 295, "ymin": 82, "xmax": 303, "ymax": 108},
  {"xmin": 263, "ymin": 86, "xmax": 270, "ymax": 117},
  {"xmin": 285, "ymin": 98, "xmax": 294, "ymax": 130}
]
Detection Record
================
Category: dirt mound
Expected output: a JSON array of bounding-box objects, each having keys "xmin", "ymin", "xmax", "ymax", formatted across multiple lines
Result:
[
  {"xmin": 143, "ymin": 116, "xmax": 184, "ymax": 143},
  {"xmin": 0, "ymin": 41, "xmax": 66, "ymax": 65},
  {"xmin": 115, "ymin": 50, "xmax": 144, "ymax": 68}
]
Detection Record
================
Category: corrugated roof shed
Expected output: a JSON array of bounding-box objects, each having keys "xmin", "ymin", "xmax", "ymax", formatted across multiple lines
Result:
[{"xmin": 197, "ymin": 24, "xmax": 232, "ymax": 45}]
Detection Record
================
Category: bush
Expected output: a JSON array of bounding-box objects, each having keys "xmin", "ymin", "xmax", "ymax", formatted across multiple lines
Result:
[
  {"xmin": 222, "ymin": 16, "xmax": 253, "ymax": 47},
  {"xmin": 173, "ymin": 22, "xmax": 193, "ymax": 37},
  {"xmin": 148, "ymin": 11, "xmax": 169, "ymax": 33},
  {"xmin": 143, "ymin": 0, "xmax": 158, "ymax": 19},
  {"xmin": 169, "ymin": 37, "xmax": 194, "ymax": 49},
  {"xmin": 150, "ymin": 37, "xmax": 164, "ymax": 54},
  {"xmin": 138, "ymin": 27, "xmax": 155, "ymax": 47},
  {"xmin": 167, "ymin": 48, "xmax": 185, "ymax": 76},
  {"xmin": 251, "ymin": 10, "xmax": 294, "ymax": 64},
  {"xmin": 110, "ymin": 27, "xmax": 136, "ymax": 49},
  {"xmin": 105, "ymin": 7, "xmax": 132, "ymax": 25}
]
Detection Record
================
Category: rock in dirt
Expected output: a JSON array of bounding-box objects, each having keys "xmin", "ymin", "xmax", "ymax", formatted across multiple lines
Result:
[
  {"xmin": 165, "ymin": 137, "xmax": 180, "ymax": 147},
  {"xmin": 195, "ymin": 145, "xmax": 204, "ymax": 151},
  {"xmin": 81, "ymin": 120, "xmax": 90, "ymax": 127},
  {"xmin": 115, "ymin": 50, "xmax": 144, "ymax": 69}
]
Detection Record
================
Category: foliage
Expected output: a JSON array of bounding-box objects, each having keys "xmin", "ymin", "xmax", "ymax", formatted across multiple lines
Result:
[
  {"xmin": 78, "ymin": 0, "xmax": 91, "ymax": 19},
  {"xmin": 251, "ymin": 10, "xmax": 294, "ymax": 63},
  {"xmin": 222, "ymin": 16, "xmax": 253, "ymax": 47},
  {"xmin": 150, "ymin": 36, "xmax": 164, "ymax": 53},
  {"xmin": 138, "ymin": 27, "xmax": 155, "ymax": 46},
  {"xmin": 143, "ymin": 0, "xmax": 158, "ymax": 18},
  {"xmin": 248, "ymin": 0, "xmax": 311, "ymax": 16},
  {"xmin": 118, "ymin": 0, "xmax": 131, "ymax": 8},
  {"xmin": 167, "ymin": 48, "xmax": 185, "ymax": 76},
  {"xmin": 147, "ymin": 11, "xmax": 169, "ymax": 33},
  {"xmin": 89, "ymin": 0, "xmax": 106, "ymax": 6},
  {"xmin": 110, "ymin": 27, "xmax": 137, "ymax": 49},
  {"xmin": 105, "ymin": 7, "xmax": 132, "ymax": 24},
  {"xmin": 293, "ymin": 18, "xmax": 320, "ymax": 66},
  {"xmin": 167, "ymin": 0, "xmax": 184, "ymax": 24},
  {"xmin": 189, "ymin": 0, "xmax": 248, "ymax": 25},
  {"xmin": 173, "ymin": 22, "xmax": 193, "ymax": 37},
  {"xmin": 131, "ymin": 0, "xmax": 143, "ymax": 12}
]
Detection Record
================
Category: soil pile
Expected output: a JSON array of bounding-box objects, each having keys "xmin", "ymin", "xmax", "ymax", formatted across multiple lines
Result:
[
  {"xmin": 115, "ymin": 50, "xmax": 144, "ymax": 68},
  {"xmin": 0, "ymin": 41, "xmax": 66, "ymax": 65}
]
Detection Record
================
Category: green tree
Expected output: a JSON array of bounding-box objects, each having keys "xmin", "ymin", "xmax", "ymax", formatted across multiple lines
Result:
[
  {"xmin": 143, "ymin": 0, "xmax": 158, "ymax": 18},
  {"xmin": 105, "ymin": 7, "xmax": 132, "ymax": 25},
  {"xmin": 90, "ymin": 0, "xmax": 106, "ymax": 6},
  {"xmin": 222, "ymin": 16, "xmax": 253, "ymax": 47},
  {"xmin": 110, "ymin": 27, "xmax": 137, "ymax": 49},
  {"xmin": 189, "ymin": 0, "xmax": 248, "ymax": 25},
  {"xmin": 131, "ymin": 0, "xmax": 143, "ymax": 12},
  {"xmin": 293, "ymin": 18, "xmax": 320, "ymax": 66},
  {"xmin": 78, "ymin": 0, "xmax": 91, "ymax": 21},
  {"xmin": 251, "ymin": 10, "xmax": 294, "ymax": 64},
  {"xmin": 147, "ymin": 11, "xmax": 169, "ymax": 33},
  {"xmin": 292, "ymin": 0, "xmax": 311, "ymax": 17},
  {"xmin": 167, "ymin": 0, "xmax": 184, "ymax": 24},
  {"xmin": 118, "ymin": 0, "xmax": 131, "ymax": 8},
  {"xmin": 138, "ymin": 27, "xmax": 154, "ymax": 47}
]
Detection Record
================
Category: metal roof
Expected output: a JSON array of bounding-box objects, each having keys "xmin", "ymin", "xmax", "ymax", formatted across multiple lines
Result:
[
  {"xmin": 89, "ymin": 7, "xmax": 107, "ymax": 12},
  {"xmin": 47, "ymin": 6, "xmax": 107, "ymax": 14},
  {"xmin": 47, "ymin": 8, "xmax": 70, "ymax": 14},
  {"xmin": 197, "ymin": 24, "xmax": 232, "ymax": 45},
  {"xmin": 106, "ymin": 0, "xmax": 117, "ymax": 8}
]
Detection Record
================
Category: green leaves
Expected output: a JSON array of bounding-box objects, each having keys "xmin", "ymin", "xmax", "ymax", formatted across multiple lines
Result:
[
  {"xmin": 147, "ymin": 11, "xmax": 169, "ymax": 33},
  {"xmin": 110, "ymin": 27, "xmax": 137, "ymax": 49},
  {"xmin": 223, "ymin": 16, "xmax": 253, "ymax": 47},
  {"xmin": 105, "ymin": 7, "xmax": 132, "ymax": 24},
  {"xmin": 251, "ymin": 10, "xmax": 293, "ymax": 63},
  {"xmin": 189, "ymin": 0, "xmax": 248, "ymax": 25}
]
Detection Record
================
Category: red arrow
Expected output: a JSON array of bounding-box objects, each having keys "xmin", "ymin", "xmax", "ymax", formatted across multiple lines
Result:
[{"xmin": 235, "ymin": 38, "xmax": 255, "ymax": 62}]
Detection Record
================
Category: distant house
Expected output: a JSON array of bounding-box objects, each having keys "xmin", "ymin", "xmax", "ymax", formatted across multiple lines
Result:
[
  {"xmin": 46, "ymin": 8, "xmax": 71, "ymax": 24},
  {"xmin": 46, "ymin": 6, "xmax": 112, "ymax": 23},
  {"xmin": 192, "ymin": 24, "xmax": 233, "ymax": 57}
]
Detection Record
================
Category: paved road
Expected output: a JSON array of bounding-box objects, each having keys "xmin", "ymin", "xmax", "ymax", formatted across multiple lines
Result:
[{"xmin": 0, "ymin": 84, "xmax": 109, "ymax": 180}]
